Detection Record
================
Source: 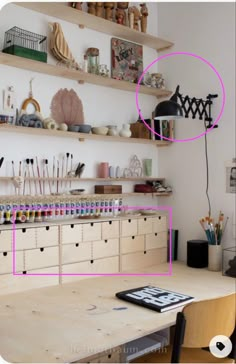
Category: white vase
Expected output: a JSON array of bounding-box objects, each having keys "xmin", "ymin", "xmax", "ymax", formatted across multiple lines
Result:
[
  {"xmin": 119, "ymin": 124, "xmax": 131, "ymax": 138},
  {"xmin": 208, "ymin": 245, "xmax": 222, "ymax": 271}
]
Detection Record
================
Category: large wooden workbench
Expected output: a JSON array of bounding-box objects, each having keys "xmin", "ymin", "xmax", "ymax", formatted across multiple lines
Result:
[{"xmin": 0, "ymin": 262, "xmax": 234, "ymax": 363}]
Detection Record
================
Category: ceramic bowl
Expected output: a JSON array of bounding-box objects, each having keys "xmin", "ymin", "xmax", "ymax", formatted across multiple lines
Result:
[
  {"xmin": 91, "ymin": 127, "xmax": 108, "ymax": 135},
  {"xmin": 68, "ymin": 125, "xmax": 80, "ymax": 132},
  {"xmin": 79, "ymin": 124, "xmax": 91, "ymax": 133}
]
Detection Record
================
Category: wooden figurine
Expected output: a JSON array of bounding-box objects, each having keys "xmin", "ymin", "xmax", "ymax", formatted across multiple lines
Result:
[
  {"xmin": 128, "ymin": 7, "xmax": 135, "ymax": 29},
  {"xmin": 71, "ymin": 2, "xmax": 83, "ymax": 10},
  {"xmin": 87, "ymin": 2, "xmax": 96, "ymax": 15},
  {"xmin": 140, "ymin": 3, "xmax": 148, "ymax": 33},
  {"xmin": 133, "ymin": 6, "xmax": 141, "ymax": 31},
  {"xmin": 116, "ymin": 8, "xmax": 125, "ymax": 25},
  {"xmin": 95, "ymin": 2, "xmax": 104, "ymax": 17},
  {"xmin": 117, "ymin": 2, "xmax": 129, "ymax": 25},
  {"xmin": 104, "ymin": 2, "xmax": 114, "ymax": 21}
]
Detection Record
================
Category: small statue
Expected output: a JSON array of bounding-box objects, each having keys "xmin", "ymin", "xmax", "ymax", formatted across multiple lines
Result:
[
  {"xmin": 133, "ymin": 6, "xmax": 141, "ymax": 31},
  {"xmin": 225, "ymin": 256, "xmax": 236, "ymax": 277},
  {"xmin": 115, "ymin": 8, "xmax": 125, "ymax": 25},
  {"xmin": 140, "ymin": 3, "xmax": 148, "ymax": 33},
  {"xmin": 104, "ymin": 2, "xmax": 114, "ymax": 21},
  {"xmin": 87, "ymin": 2, "xmax": 96, "ymax": 15},
  {"xmin": 128, "ymin": 7, "xmax": 135, "ymax": 29},
  {"xmin": 96, "ymin": 2, "xmax": 103, "ymax": 17},
  {"xmin": 117, "ymin": 2, "xmax": 129, "ymax": 25}
]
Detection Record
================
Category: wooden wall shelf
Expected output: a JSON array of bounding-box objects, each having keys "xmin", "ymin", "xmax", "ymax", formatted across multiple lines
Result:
[
  {"xmin": 0, "ymin": 53, "xmax": 172, "ymax": 98},
  {"xmin": 0, "ymin": 125, "xmax": 171, "ymax": 147},
  {"xmin": 16, "ymin": 2, "xmax": 174, "ymax": 51},
  {"xmin": 0, "ymin": 177, "xmax": 165, "ymax": 182}
]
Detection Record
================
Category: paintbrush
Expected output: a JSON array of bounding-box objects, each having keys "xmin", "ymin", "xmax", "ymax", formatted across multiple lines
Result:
[
  {"xmin": 52, "ymin": 156, "xmax": 55, "ymax": 187},
  {"xmin": 61, "ymin": 155, "xmax": 65, "ymax": 188},
  {"xmin": 65, "ymin": 152, "xmax": 70, "ymax": 189},
  {"xmin": 30, "ymin": 159, "xmax": 37, "ymax": 195},
  {"xmin": 45, "ymin": 159, "xmax": 52, "ymax": 194},
  {"xmin": 57, "ymin": 160, "xmax": 59, "ymax": 194},
  {"xmin": 26, "ymin": 158, "xmax": 32, "ymax": 195},
  {"xmin": 36, "ymin": 157, "xmax": 42, "ymax": 194},
  {"xmin": 70, "ymin": 154, "xmax": 73, "ymax": 188}
]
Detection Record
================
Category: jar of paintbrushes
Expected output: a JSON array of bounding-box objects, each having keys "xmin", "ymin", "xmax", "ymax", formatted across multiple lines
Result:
[{"xmin": 199, "ymin": 212, "xmax": 228, "ymax": 271}]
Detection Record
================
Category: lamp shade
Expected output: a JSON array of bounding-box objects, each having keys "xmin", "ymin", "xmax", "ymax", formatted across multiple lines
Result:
[{"xmin": 154, "ymin": 100, "xmax": 183, "ymax": 121}]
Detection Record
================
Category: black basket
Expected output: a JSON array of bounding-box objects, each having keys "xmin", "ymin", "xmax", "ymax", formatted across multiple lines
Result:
[{"xmin": 2, "ymin": 26, "xmax": 47, "ymax": 62}]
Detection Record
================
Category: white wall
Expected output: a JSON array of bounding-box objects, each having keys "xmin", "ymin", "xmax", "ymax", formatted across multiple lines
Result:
[
  {"xmin": 157, "ymin": 2, "xmax": 236, "ymax": 260},
  {"xmin": 0, "ymin": 2, "xmax": 162, "ymax": 207}
]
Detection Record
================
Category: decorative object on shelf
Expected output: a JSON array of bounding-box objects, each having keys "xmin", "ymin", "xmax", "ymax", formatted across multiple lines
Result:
[
  {"xmin": 140, "ymin": 3, "xmax": 148, "ymax": 33},
  {"xmin": 98, "ymin": 162, "xmax": 109, "ymax": 178},
  {"xmin": 116, "ymin": 2, "xmax": 129, "ymax": 25},
  {"xmin": 50, "ymin": 88, "xmax": 84, "ymax": 125},
  {"xmin": 2, "ymin": 26, "xmax": 47, "ymax": 63},
  {"xmin": 154, "ymin": 119, "xmax": 174, "ymax": 140},
  {"xmin": 143, "ymin": 159, "xmax": 152, "ymax": 177},
  {"xmin": 3, "ymin": 86, "xmax": 15, "ymax": 111},
  {"xmin": 119, "ymin": 123, "xmax": 132, "ymax": 138},
  {"xmin": 107, "ymin": 125, "xmax": 118, "ymax": 136},
  {"xmin": 98, "ymin": 64, "xmax": 109, "ymax": 77},
  {"xmin": 94, "ymin": 185, "xmax": 122, "ymax": 194},
  {"xmin": 95, "ymin": 2, "xmax": 103, "ymax": 17},
  {"xmin": 91, "ymin": 126, "xmax": 108, "ymax": 135},
  {"xmin": 134, "ymin": 184, "xmax": 155, "ymax": 193},
  {"xmin": 68, "ymin": 125, "xmax": 80, "ymax": 132},
  {"xmin": 58, "ymin": 122, "xmax": 68, "ymax": 131},
  {"xmin": 43, "ymin": 117, "xmax": 58, "ymax": 130},
  {"xmin": 17, "ymin": 78, "xmax": 44, "ymax": 128},
  {"xmin": 49, "ymin": 22, "xmax": 80, "ymax": 70},
  {"xmin": 69, "ymin": 189, "xmax": 85, "ymax": 195},
  {"xmin": 87, "ymin": 2, "xmax": 96, "ymax": 15},
  {"xmin": 143, "ymin": 72, "xmax": 152, "ymax": 87},
  {"xmin": 130, "ymin": 113, "xmax": 150, "ymax": 139},
  {"xmin": 154, "ymin": 85, "xmax": 218, "ymax": 129},
  {"xmin": 0, "ymin": 114, "xmax": 14, "ymax": 124},
  {"xmin": 86, "ymin": 47, "xmax": 100, "ymax": 74},
  {"xmin": 111, "ymin": 38, "xmax": 143, "ymax": 83},
  {"xmin": 129, "ymin": 6, "xmax": 141, "ymax": 31},
  {"xmin": 109, "ymin": 166, "xmax": 115, "ymax": 178},
  {"xmin": 71, "ymin": 2, "xmax": 83, "ymax": 10},
  {"xmin": 83, "ymin": 54, "xmax": 88, "ymax": 72},
  {"xmin": 146, "ymin": 180, "xmax": 172, "ymax": 193},
  {"xmin": 151, "ymin": 73, "xmax": 165, "ymax": 89},
  {"xmin": 225, "ymin": 158, "xmax": 236, "ymax": 194},
  {"xmin": 223, "ymin": 247, "xmax": 236, "ymax": 277},
  {"xmin": 104, "ymin": 2, "xmax": 114, "ymax": 21},
  {"xmin": 129, "ymin": 155, "xmax": 142, "ymax": 176},
  {"xmin": 74, "ymin": 162, "xmax": 85, "ymax": 177},
  {"xmin": 116, "ymin": 166, "xmax": 121, "ymax": 178},
  {"xmin": 79, "ymin": 124, "xmax": 91, "ymax": 133}
]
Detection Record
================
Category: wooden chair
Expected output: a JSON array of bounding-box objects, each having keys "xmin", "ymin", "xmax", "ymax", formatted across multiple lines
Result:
[{"xmin": 132, "ymin": 293, "xmax": 236, "ymax": 363}]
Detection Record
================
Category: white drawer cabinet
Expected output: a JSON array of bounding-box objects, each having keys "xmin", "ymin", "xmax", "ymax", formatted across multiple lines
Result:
[
  {"xmin": 152, "ymin": 216, "xmax": 167, "ymax": 233},
  {"xmin": 101, "ymin": 221, "xmax": 119, "ymax": 240},
  {"xmin": 61, "ymin": 224, "xmax": 82, "ymax": 245},
  {"xmin": 62, "ymin": 242, "xmax": 91, "ymax": 264},
  {"xmin": 36, "ymin": 226, "xmax": 59, "ymax": 248},
  {"xmin": 145, "ymin": 231, "xmax": 168, "ymax": 250},
  {"xmin": 24, "ymin": 246, "xmax": 59, "ymax": 271},
  {"xmin": 121, "ymin": 248, "xmax": 167, "ymax": 272},
  {"xmin": 14, "ymin": 227, "xmax": 36, "ymax": 250},
  {"xmin": 93, "ymin": 238, "xmax": 119, "ymax": 259},
  {"xmin": 83, "ymin": 222, "xmax": 101, "ymax": 242},
  {"xmin": 0, "ymin": 230, "xmax": 12, "ymax": 252},
  {"xmin": 121, "ymin": 219, "xmax": 138, "ymax": 237},
  {"xmin": 0, "ymin": 250, "xmax": 24, "ymax": 274},
  {"xmin": 138, "ymin": 217, "xmax": 153, "ymax": 235},
  {"xmin": 121, "ymin": 235, "xmax": 144, "ymax": 254}
]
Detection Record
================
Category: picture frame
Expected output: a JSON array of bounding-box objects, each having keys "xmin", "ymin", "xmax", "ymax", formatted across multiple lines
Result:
[{"xmin": 225, "ymin": 159, "xmax": 236, "ymax": 194}]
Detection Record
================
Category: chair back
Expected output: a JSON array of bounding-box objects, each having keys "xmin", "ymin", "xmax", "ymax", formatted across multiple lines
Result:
[{"xmin": 182, "ymin": 293, "xmax": 236, "ymax": 348}]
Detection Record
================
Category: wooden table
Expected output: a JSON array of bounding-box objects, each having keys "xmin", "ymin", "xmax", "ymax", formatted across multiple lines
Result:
[{"xmin": 0, "ymin": 262, "xmax": 234, "ymax": 363}]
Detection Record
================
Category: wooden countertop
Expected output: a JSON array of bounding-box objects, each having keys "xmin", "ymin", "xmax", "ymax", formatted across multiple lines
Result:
[{"xmin": 0, "ymin": 262, "xmax": 234, "ymax": 363}]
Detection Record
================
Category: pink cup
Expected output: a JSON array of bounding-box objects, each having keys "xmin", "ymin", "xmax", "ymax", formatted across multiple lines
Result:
[{"xmin": 99, "ymin": 162, "xmax": 109, "ymax": 178}]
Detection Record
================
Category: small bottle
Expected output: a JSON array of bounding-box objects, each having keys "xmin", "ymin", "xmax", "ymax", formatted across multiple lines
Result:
[{"xmin": 83, "ymin": 54, "xmax": 88, "ymax": 72}]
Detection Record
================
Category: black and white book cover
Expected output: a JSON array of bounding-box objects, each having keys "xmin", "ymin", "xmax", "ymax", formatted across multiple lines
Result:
[{"xmin": 116, "ymin": 286, "xmax": 194, "ymax": 313}]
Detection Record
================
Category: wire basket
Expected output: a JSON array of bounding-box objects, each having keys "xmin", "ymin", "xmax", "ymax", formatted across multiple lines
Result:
[{"xmin": 2, "ymin": 26, "xmax": 47, "ymax": 62}]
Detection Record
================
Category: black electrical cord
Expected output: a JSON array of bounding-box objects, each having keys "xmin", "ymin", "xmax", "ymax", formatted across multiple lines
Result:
[{"xmin": 204, "ymin": 121, "xmax": 211, "ymax": 217}]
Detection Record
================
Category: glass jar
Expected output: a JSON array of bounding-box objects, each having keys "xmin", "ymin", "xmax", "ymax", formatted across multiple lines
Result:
[{"xmin": 86, "ymin": 47, "xmax": 100, "ymax": 75}]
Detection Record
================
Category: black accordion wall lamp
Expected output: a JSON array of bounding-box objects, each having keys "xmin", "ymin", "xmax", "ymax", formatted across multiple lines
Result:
[{"xmin": 154, "ymin": 85, "xmax": 218, "ymax": 129}]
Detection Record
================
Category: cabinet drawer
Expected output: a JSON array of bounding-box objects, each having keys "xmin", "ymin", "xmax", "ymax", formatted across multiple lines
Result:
[
  {"xmin": 83, "ymin": 222, "xmax": 101, "ymax": 242},
  {"xmin": 121, "ymin": 249, "xmax": 166, "ymax": 272},
  {"xmin": 62, "ymin": 242, "xmax": 91, "ymax": 264},
  {"xmin": 0, "ymin": 251, "xmax": 24, "ymax": 274},
  {"xmin": 36, "ymin": 226, "xmax": 59, "ymax": 247},
  {"xmin": 61, "ymin": 224, "xmax": 82, "ymax": 245},
  {"xmin": 121, "ymin": 219, "xmax": 138, "ymax": 237},
  {"xmin": 0, "ymin": 230, "xmax": 12, "ymax": 252},
  {"xmin": 138, "ymin": 217, "xmax": 153, "ymax": 234},
  {"xmin": 90, "ymin": 256, "xmax": 119, "ymax": 274},
  {"xmin": 101, "ymin": 221, "xmax": 119, "ymax": 239},
  {"xmin": 24, "ymin": 246, "xmax": 59, "ymax": 270},
  {"xmin": 93, "ymin": 238, "xmax": 119, "ymax": 259},
  {"xmin": 62, "ymin": 260, "xmax": 91, "ymax": 283},
  {"xmin": 0, "ymin": 267, "xmax": 59, "ymax": 295},
  {"xmin": 152, "ymin": 216, "xmax": 167, "ymax": 233},
  {"xmin": 121, "ymin": 235, "xmax": 144, "ymax": 254},
  {"xmin": 146, "ymin": 231, "xmax": 168, "ymax": 250},
  {"xmin": 14, "ymin": 227, "xmax": 36, "ymax": 250}
]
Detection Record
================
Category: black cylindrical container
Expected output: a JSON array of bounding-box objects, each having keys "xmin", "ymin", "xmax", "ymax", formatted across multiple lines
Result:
[{"xmin": 187, "ymin": 240, "xmax": 208, "ymax": 268}]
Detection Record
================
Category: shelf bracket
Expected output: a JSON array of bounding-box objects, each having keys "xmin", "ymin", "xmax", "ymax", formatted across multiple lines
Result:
[
  {"xmin": 78, "ymin": 80, "xmax": 85, "ymax": 85},
  {"xmin": 78, "ymin": 24, "xmax": 85, "ymax": 29},
  {"xmin": 78, "ymin": 138, "xmax": 85, "ymax": 142}
]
